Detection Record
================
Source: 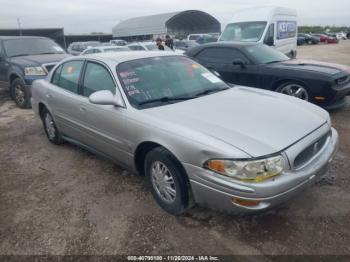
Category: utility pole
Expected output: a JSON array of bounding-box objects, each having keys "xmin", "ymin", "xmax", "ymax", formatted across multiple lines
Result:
[{"xmin": 17, "ymin": 18, "xmax": 22, "ymax": 36}]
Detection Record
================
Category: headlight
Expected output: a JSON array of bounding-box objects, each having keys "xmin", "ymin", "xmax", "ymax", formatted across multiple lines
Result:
[
  {"xmin": 205, "ymin": 155, "xmax": 285, "ymax": 182},
  {"xmin": 24, "ymin": 66, "xmax": 46, "ymax": 76}
]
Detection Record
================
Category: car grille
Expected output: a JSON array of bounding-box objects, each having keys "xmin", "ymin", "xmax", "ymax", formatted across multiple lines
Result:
[
  {"xmin": 294, "ymin": 131, "xmax": 331, "ymax": 169},
  {"xmin": 42, "ymin": 63, "xmax": 57, "ymax": 73}
]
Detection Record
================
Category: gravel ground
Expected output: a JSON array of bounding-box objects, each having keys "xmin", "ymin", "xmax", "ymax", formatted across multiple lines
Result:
[{"xmin": 0, "ymin": 41, "xmax": 350, "ymax": 256}]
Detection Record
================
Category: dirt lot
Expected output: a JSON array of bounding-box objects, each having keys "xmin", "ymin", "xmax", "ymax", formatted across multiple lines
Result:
[{"xmin": 0, "ymin": 41, "xmax": 350, "ymax": 257}]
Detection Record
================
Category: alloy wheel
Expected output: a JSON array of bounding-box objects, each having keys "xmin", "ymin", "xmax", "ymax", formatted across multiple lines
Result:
[
  {"xmin": 279, "ymin": 84, "xmax": 309, "ymax": 101},
  {"xmin": 14, "ymin": 85, "xmax": 25, "ymax": 106},
  {"xmin": 44, "ymin": 113, "xmax": 56, "ymax": 140},
  {"xmin": 150, "ymin": 161, "xmax": 176, "ymax": 203}
]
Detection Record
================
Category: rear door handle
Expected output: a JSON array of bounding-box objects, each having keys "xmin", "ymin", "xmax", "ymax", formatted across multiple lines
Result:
[
  {"xmin": 46, "ymin": 94, "xmax": 52, "ymax": 99},
  {"xmin": 79, "ymin": 106, "xmax": 87, "ymax": 112}
]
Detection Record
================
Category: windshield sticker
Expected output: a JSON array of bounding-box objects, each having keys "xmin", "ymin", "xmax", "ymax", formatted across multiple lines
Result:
[
  {"xmin": 201, "ymin": 73, "xmax": 221, "ymax": 83},
  {"xmin": 192, "ymin": 64, "xmax": 200, "ymax": 69},
  {"xmin": 120, "ymin": 71, "xmax": 136, "ymax": 78},
  {"xmin": 123, "ymin": 77, "xmax": 140, "ymax": 85},
  {"xmin": 126, "ymin": 85, "xmax": 141, "ymax": 96}
]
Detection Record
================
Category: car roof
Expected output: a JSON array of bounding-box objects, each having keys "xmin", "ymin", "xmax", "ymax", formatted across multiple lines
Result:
[
  {"xmin": 185, "ymin": 41, "xmax": 260, "ymax": 56},
  {"xmin": 81, "ymin": 51, "xmax": 182, "ymax": 64},
  {"xmin": 0, "ymin": 36, "xmax": 49, "ymax": 40}
]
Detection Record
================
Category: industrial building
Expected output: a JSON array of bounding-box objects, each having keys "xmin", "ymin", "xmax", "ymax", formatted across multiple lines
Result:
[
  {"xmin": 0, "ymin": 28, "xmax": 66, "ymax": 48},
  {"xmin": 112, "ymin": 10, "xmax": 221, "ymax": 41},
  {"xmin": 0, "ymin": 28, "xmax": 112, "ymax": 49}
]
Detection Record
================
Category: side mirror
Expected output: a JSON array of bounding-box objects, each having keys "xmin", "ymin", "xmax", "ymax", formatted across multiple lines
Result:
[
  {"xmin": 232, "ymin": 59, "xmax": 246, "ymax": 68},
  {"xmin": 265, "ymin": 36, "xmax": 274, "ymax": 46},
  {"xmin": 89, "ymin": 90, "xmax": 123, "ymax": 107}
]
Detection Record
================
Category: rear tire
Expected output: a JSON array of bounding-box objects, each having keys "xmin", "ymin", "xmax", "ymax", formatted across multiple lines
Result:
[
  {"xmin": 276, "ymin": 82, "xmax": 309, "ymax": 101},
  {"xmin": 11, "ymin": 78, "xmax": 31, "ymax": 109},
  {"xmin": 145, "ymin": 147, "xmax": 189, "ymax": 215},
  {"xmin": 41, "ymin": 108, "xmax": 63, "ymax": 145}
]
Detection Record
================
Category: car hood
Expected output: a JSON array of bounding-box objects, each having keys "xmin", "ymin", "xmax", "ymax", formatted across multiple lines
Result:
[
  {"xmin": 271, "ymin": 59, "xmax": 350, "ymax": 75},
  {"xmin": 145, "ymin": 87, "xmax": 328, "ymax": 157},
  {"xmin": 10, "ymin": 53, "xmax": 71, "ymax": 66}
]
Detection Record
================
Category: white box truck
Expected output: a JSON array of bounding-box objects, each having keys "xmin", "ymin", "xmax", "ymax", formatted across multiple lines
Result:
[{"xmin": 219, "ymin": 6, "xmax": 298, "ymax": 58}]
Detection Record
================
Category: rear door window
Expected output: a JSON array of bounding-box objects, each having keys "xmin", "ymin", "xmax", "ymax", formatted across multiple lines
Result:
[
  {"xmin": 52, "ymin": 65, "xmax": 63, "ymax": 85},
  {"xmin": 53, "ymin": 61, "xmax": 84, "ymax": 93}
]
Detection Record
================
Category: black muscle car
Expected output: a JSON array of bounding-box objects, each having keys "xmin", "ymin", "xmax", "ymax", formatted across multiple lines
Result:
[{"xmin": 185, "ymin": 42, "xmax": 350, "ymax": 109}]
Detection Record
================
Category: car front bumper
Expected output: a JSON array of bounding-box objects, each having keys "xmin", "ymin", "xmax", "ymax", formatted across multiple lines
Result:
[
  {"xmin": 184, "ymin": 128, "xmax": 338, "ymax": 214},
  {"xmin": 23, "ymin": 75, "xmax": 46, "ymax": 86},
  {"xmin": 321, "ymin": 82, "xmax": 350, "ymax": 110}
]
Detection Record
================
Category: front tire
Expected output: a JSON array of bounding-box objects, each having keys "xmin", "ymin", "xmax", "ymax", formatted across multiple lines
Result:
[
  {"xmin": 11, "ymin": 78, "xmax": 31, "ymax": 109},
  {"xmin": 276, "ymin": 82, "xmax": 309, "ymax": 101},
  {"xmin": 42, "ymin": 108, "xmax": 63, "ymax": 145},
  {"xmin": 145, "ymin": 147, "xmax": 189, "ymax": 215}
]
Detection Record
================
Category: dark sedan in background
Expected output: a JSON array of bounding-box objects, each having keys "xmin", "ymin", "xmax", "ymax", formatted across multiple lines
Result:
[
  {"xmin": 186, "ymin": 42, "xmax": 350, "ymax": 109},
  {"xmin": 298, "ymin": 33, "xmax": 320, "ymax": 45}
]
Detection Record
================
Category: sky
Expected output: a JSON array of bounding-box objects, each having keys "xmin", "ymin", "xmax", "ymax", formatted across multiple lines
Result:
[{"xmin": 0, "ymin": 0, "xmax": 349, "ymax": 34}]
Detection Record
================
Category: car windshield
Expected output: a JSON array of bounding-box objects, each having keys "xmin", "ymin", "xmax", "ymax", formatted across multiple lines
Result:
[
  {"xmin": 220, "ymin": 21, "xmax": 267, "ymax": 42},
  {"xmin": 4, "ymin": 38, "xmax": 65, "ymax": 57},
  {"xmin": 245, "ymin": 45, "xmax": 290, "ymax": 64},
  {"xmin": 117, "ymin": 56, "xmax": 229, "ymax": 108}
]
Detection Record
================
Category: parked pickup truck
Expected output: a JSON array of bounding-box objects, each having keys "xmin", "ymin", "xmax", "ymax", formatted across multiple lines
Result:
[{"xmin": 0, "ymin": 36, "xmax": 70, "ymax": 108}]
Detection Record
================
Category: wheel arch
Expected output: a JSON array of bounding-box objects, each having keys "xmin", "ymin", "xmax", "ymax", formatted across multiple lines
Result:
[
  {"xmin": 38, "ymin": 102, "xmax": 47, "ymax": 120},
  {"xmin": 135, "ymin": 140, "xmax": 193, "ymax": 210},
  {"xmin": 8, "ymin": 72, "xmax": 23, "ymax": 84},
  {"xmin": 134, "ymin": 141, "xmax": 189, "ymax": 181}
]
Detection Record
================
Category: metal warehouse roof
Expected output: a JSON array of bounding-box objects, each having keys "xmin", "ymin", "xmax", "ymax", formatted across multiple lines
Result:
[{"xmin": 112, "ymin": 10, "xmax": 221, "ymax": 37}]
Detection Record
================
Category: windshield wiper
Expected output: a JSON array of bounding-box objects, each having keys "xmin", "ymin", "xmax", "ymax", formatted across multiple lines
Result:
[
  {"xmin": 138, "ymin": 96, "xmax": 194, "ymax": 106},
  {"xmin": 193, "ymin": 87, "xmax": 229, "ymax": 97},
  {"xmin": 10, "ymin": 54, "xmax": 30, "ymax": 57}
]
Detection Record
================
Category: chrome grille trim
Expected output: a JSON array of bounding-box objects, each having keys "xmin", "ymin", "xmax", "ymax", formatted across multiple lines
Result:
[{"xmin": 293, "ymin": 131, "xmax": 331, "ymax": 170}]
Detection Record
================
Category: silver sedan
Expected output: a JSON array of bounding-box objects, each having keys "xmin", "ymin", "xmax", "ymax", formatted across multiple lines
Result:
[{"xmin": 31, "ymin": 51, "xmax": 338, "ymax": 215}]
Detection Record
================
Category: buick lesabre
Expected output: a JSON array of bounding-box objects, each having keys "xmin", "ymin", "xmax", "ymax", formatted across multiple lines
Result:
[{"xmin": 31, "ymin": 52, "xmax": 338, "ymax": 215}]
